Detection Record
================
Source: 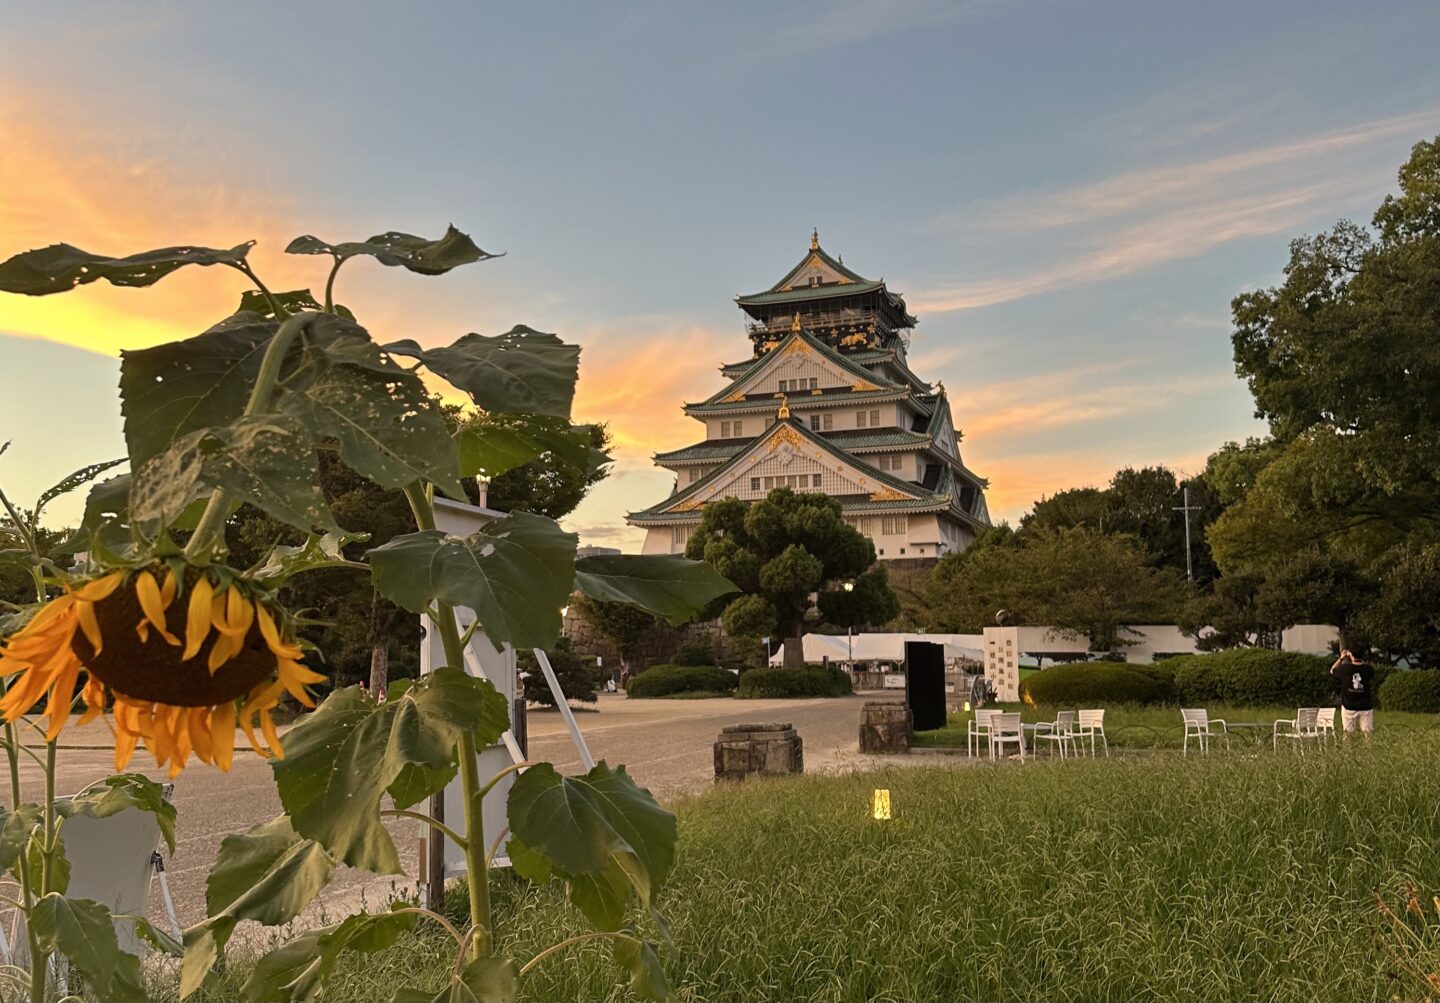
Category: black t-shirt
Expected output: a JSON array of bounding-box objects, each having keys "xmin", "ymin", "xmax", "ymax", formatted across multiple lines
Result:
[{"xmin": 1333, "ymin": 661, "xmax": 1375, "ymax": 711}]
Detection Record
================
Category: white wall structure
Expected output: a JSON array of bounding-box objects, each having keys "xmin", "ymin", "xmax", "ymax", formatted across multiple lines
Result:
[
  {"xmin": 769, "ymin": 631, "xmax": 984, "ymax": 667},
  {"xmin": 980, "ymin": 624, "xmax": 1342, "ymax": 701}
]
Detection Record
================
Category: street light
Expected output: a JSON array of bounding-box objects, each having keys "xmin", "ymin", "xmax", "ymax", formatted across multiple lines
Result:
[{"xmin": 843, "ymin": 580, "xmax": 855, "ymax": 672}]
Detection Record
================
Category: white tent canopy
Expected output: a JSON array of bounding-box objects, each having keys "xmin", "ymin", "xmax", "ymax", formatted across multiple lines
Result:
[{"xmin": 768, "ymin": 632, "xmax": 984, "ymax": 667}]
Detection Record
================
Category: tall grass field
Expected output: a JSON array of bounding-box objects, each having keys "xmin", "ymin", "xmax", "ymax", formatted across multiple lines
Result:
[{"xmin": 182, "ymin": 731, "xmax": 1438, "ymax": 1002}]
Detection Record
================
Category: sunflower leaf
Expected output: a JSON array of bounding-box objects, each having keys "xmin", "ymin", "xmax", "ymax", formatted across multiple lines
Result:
[
  {"xmin": 0, "ymin": 241, "xmax": 251, "ymax": 296},
  {"xmin": 384, "ymin": 326, "xmax": 579, "ymax": 418},
  {"xmin": 276, "ymin": 317, "xmax": 464, "ymax": 499},
  {"xmin": 249, "ymin": 532, "xmax": 369, "ymax": 583},
  {"xmin": 507, "ymin": 762, "xmax": 676, "ymax": 934},
  {"xmin": 454, "ymin": 956, "xmax": 520, "ymax": 1003},
  {"xmin": 30, "ymin": 894, "xmax": 146, "ymax": 1001},
  {"xmin": 180, "ymin": 816, "xmax": 335, "ymax": 998},
  {"xmin": 130, "ymin": 414, "xmax": 340, "ymax": 535},
  {"xmin": 614, "ymin": 937, "xmax": 674, "ymax": 1003},
  {"xmin": 0, "ymin": 804, "xmax": 42, "ymax": 874},
  {"xmin": 456, "ymin": 414, "xmax": 600, "ymax": 480},
  {"xmin": 59, "ymin": 774, "xmax": 177, "ymax": 853},
  {"xmin": 272, "ymin": 671, "xmax": 509, "ymax": 873},
  {"xmin": 241, "ymin": 908, "xmax": 417, "ymax": 1003},
  {"xmin": 119, "ymin": 316, "xmax": 275, "ymax": 469},
  {"xmin": 286, "ymin": 225, "xmax": 498, "ymax": 275},
  {"xmin": 34, "ymin": 458, "xmax": 126, "ymax": 522},
  {"xmin": 573, "ymin": 555, "xmax": 736, "ymax": 626}
]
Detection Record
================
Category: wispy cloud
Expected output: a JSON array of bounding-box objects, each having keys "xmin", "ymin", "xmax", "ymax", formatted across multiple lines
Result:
[{"xmin": 909, "ymin": 108, "xmax": 1439, "ymax": 313}]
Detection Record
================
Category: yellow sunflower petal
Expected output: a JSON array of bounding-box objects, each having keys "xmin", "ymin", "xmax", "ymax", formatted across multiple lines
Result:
[
  {"xmin": 224, "ymin": 587, "xmax": 246, "ymax": 634},
  {"xmin": 208, "ymin": 631, "xmax": 238, "ymax": 674},
  {"xmin": 188, "ymin": 707, "xmax": 214, "ymax": 764},
  {"xmin": 227, "ymin": 595, "xmax": 255, "ymax": 644},
  {"xmin": 114, "ymin": 724, "xmax": 140, "ymax": 772},
  {"xmin": 160, "ymin": 567, "xmax": 179, "ymax": 608},
  {"xmin": 135, "ymin": 571, "xmax": 180, "ymax": 646},
  {"xmin": 278, "ymin": 661, "xmax": 318, "ymax": 709},
  {"xmin": 240, "ymin": 680, "xmax": 284, "ymax": 757},
  {"xmin": 74, "ymin": 571, "xmax": 124, "ymax": 603},
  {"xmin": 257, "ymin": 606, "xmax": 303, "ymax": 658},
  {"xmin": 44, "ymin": 656, "xmax": 83, "ymax": 741},
  {"xmin": 212, "ymin": 701, "xmax": 237, "ymax": 771},
  {"xmin": 78, "ymin": 677, "xmax": 106, "ymax": 726},
  {"xmin": 22, "ymin": 594, "xmax": 78, "ymax": 635},
  {"xmin": 183, "ymin": 577, "xmax": 215, "ymax": 661},
  {"xmin": 76, "ymin": 601, "xmax": 103, "ymax": 655},
  {"xmin": 261, "ymin": 708, "xmax": 284, "ymax": 760}
]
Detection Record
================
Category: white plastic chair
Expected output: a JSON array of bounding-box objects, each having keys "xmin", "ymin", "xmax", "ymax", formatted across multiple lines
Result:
[
  {"xmin": 1033, "ymin": 710, "xmax": 1078, "ymax": 759},
  {"xmin": 1315, "ymin": 707, "xmax": 1338, "ymax": 742},
  {"xmin": 1274, "ymin": 707, "xmax": 1323, "ymax": 752},
  {"xmin": 968, "ymin": 708, "xmax": 997, "ymax": 758},
  {"xmin": 989, "ymin": 712, "xmax": 1025, "ymax": 762},
  {"xmin": 1075, "ymin": 708, "xmax": 1109, "ymax": 757},
  {"xmin": 1181, "ymin": 708, "xmax": 1228, "ymax": 755}
]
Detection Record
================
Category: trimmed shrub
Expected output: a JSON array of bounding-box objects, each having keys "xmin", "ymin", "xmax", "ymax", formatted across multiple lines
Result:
[
  {"xmin": 1169, "ymin": 650, "xmax": 1335, "ymax": 706},
  {"xmin": 737, "ymin": 666, "xmax": 853, "ymax": 699},
  {"xmin": 1020, "ymin": 663, "xmax": 1174, "ymax": 707},
  {"xmin": 1377, "ymin": 669, "xmax": 1440, "ymax": 712},
  {"xmin": 625, "ymin": 665, "xmax": 737, "ymax": 698}
]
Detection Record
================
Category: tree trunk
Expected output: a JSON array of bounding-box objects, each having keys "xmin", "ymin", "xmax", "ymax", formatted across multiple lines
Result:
[
  {"xmin": 369, "ymin": 639, "xmax": 389, "ymax": 698},
  {"xmin": 782, "ymin": 635, "xmax": 805, "ymax": 671}
]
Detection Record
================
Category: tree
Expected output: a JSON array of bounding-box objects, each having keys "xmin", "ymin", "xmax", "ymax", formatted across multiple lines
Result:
[
  {"xmin": 1216, "ymin": 136, "xmax": 1440, "ymax": 569},
  {"xmin": 572, "ymin": 595, "xmax": 656, "ymax": 677},
  {"xmin": 918, "ymin": 526, "xmax": 1190, "ymax": 652},
  {"xmin": 817, "ymin": 565, "xmax": 901, "ymax": 630},
  {"xmin": 518, "ymin": 637, "xmax": 601, "ymax": 706},
  {"xmin": 1177, "ymin": 572, "xmax": 1283, "ymax": 650},
  {"xmin": 1359, "ymin": 542, "xmax": 1440, "ymax": 667},
  {"xmin": 686, "ymin": 489, "xmax": 895, "ymax": 670},
  {"xmin": 474, "ymin": 415, "xmax": 612, "ymax": 518}
]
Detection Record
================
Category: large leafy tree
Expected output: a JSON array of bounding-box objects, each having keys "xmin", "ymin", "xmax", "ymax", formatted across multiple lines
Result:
[
  {"xmin": 919, "ymin": 526, "xmax": 1189, "ymax": 652},
  {"xmin": 686, "ymin": 489, "xmax": 894, "ymax": 670},
  {"xmin": 572, "ymin": 595, "xmax": 656, "ymax": 677}
]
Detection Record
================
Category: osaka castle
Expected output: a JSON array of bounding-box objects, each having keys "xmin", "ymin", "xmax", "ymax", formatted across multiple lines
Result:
[{"xmin": 627, "ymin": 231, "xmax": 991, "ymax": 560}]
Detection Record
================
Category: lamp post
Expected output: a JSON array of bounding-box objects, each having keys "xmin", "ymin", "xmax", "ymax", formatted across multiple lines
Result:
[{"xmin": 843, "ymin": 580, "xmax": 855, "ymax": 672}]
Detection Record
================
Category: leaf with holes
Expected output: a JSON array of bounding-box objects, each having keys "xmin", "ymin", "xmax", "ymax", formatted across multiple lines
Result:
[
  {"xmin": 368, "ymin": 514, "xmax": 577, "ymax": 649},
  {"xmin": 0, "ymin": 241, "xmax": 251, "ymax": 295},
  {"xmin": 180, "ymin": 816, "xmax": 335, "ymax": 998},
  {"xmin": 130, "ymin": 414, "xmax": 340, "ymax": 535},
  {"xmin": 119, "ymin": 316, "xmax": 275, "ymax": 468},
  {"xmin": 286, "ymin": 225, "xmax": 498, "ymax": 275},
  {"xmin": 0, "ymin": 803, "xmax": 42, "ymax": 873},
  {"xmin": 30, "ymin": 894, "xmax": 145, "ymax": 1000},
  {"xmin": 248, "ymin": 531, "xmax": 368, "ymax": 583},
  {"xmin": 272, "ymin": 671, "xmax": 508, "ymax": 872},
  {"xmin": 385, "ymin": 326, "xmax": 579, "ymax": 418},
  {"xmin": 60, "ymin": 773, "xmax": 176, "ymax": 853},
  {"xmin": 456, "ymin": 414, "xmax": 598, "ymax": 480},
  {"xmin": 34, "ymin": 458, "xmax": 125, "ymax": 522},
  {"xmin": 574, "ymin": 554, "xmax": 736, "ymax": 626},
  {"xmin": 615, "ymin": 937, "xmax": 673, "ymax": 1002}
]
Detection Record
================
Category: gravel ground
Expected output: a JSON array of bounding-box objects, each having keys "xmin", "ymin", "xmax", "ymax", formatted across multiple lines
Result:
[{"xmin": 7, "ymin": 692, "xmax": 910, "ymax": 930}]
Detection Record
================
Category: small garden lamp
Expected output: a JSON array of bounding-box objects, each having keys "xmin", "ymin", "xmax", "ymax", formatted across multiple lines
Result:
[{"xmin": 843, "ymin": 580, "xmax": 855, "ymax": 670}]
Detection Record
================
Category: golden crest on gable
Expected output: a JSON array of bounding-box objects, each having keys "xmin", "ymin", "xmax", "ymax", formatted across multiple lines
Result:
[
  {"xmin": 766, "ymin": 425, "xmax": 803, "ymax": 452},
  {"xmin": 869, "ymin": 487, "xmax": 910, "ymax": 502}
]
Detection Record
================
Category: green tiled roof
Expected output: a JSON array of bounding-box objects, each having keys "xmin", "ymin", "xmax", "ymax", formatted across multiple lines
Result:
[
  {"xmin": 684, "ymin": 386, "xmax": 909, "ymax": 415},
  {"xmin": 655, "ymin": 428, "xmax": 933, "ymax": 465},
  {"xmin": 629, "ymin": 418, "xmax": 947, "ymax": 522},
  {"xmin": 699, "ymin": 331, "xmax": 903, "ymax": 407},
  {"xmin": 736, "ymin": 281, "xmax": 887, "ymax": 307}
]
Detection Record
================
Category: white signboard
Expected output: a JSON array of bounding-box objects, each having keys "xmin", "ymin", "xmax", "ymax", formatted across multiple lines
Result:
[{"xmin": 882, "ymin": 674, "xmax": 907, "ymax": 689}]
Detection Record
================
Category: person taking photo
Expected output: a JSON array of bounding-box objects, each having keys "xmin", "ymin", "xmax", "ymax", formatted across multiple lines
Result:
[{"xmin": 1329, "ymin": 648, "xmax": 1375, "ymax": 742}]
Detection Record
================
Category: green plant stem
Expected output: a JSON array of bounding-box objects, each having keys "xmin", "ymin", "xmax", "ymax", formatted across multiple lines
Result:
[
  {"xmin": 380, "ymin": 809, "xmax": 467, "ymax": 850},
  {"xmin": 401, "ymin": 481, "xmax": 492, "ymax": 961},
  {"xmin": 184, "ymin": 312, "xmax": 316, "ymax": 561},
  {"xmin": 3, "ymin": 723, "xmax": 43, "ymax": 1003}
]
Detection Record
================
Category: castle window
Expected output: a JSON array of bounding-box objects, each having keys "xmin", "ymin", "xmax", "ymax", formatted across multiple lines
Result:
[
  {"xmin": 857, "ymin": 411, "xmax": 867, "ymax": 428},
  {"xmin": 809, "ymin": 377, "xmax": 818, "ymax": 390},
  {"xmin": 809, "ymin": 415, "xmax": 820, "ymax": 431},
  {"xmin": 671, "ymin": 526, "xmax": 691, "ymax": 547},
  {"xmin": 823, "ymin": 412, "xmax": 833, "ymax": 431},
  {"xmin": 778, "ymin": 379, "xmax": 788, "ymax": 392},
  {"xmin": 870, "ymin": 410, "xmax": 881, "ymax": 427},
  {"xmin": 734, "ymin": 420, "xmax": 744, "ymax": 436},
  {"xmin": 812, "ymin": 474, "xmax": 822, "ymax": 487},
  {"xmin": 881, "ymin": 516, "xmax": 906, "ymax": 535},
  {"xmin": 720, "ymin": 421, "xmax": 731, "ymax": 438},
  {"xmin": 750, "ymin": 477, "xmax": 760, "ymax": 491}
]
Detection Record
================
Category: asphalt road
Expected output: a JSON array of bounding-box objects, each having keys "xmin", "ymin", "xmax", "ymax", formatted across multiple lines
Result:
[{"xmin": 8, "ymin": 692, "xmax": 900, "ymax": 929}]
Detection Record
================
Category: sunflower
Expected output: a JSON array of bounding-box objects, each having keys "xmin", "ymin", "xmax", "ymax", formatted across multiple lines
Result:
[{"xmin": 0, "ymin": 564, "xmax": 325, "ymax": 776}]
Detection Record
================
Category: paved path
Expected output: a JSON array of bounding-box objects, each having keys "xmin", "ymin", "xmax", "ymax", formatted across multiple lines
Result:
[{"xmin": 7, "ymin": 693, "xmax": 905, "ymax": 929}]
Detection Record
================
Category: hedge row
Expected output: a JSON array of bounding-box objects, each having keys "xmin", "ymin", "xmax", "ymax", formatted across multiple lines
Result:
[
  {"xmin": 625, "ymin": 665, "xmax": 738, "ymax": 698},
  {"xmin": 737, "ymin": 666, "xmax": 853, "ymax": 699},
  {"xmin": 1020, "ymin": 649, "xmax": 1427, "ymax": 709}
]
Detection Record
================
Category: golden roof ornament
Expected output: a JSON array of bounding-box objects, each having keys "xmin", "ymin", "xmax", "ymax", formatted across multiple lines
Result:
[
  {"xmin": 936, "ymin": 380, "xmax": 946, "ymax": 396},
  {"xmin": 791, "ymin": 312, "xmax": 802, "ymax": 333},
  {"xmin": 777, "ymin": 395, "xmax": 791, "ymax": 420},
  {"xmin": 810, "ymin": 228, "xmax": 820, "ymax": 250}
]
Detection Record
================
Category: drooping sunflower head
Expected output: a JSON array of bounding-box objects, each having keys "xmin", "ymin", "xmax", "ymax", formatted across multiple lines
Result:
[{"xmin": 0, "ymin": 563, "xmax": 325, "ymax": 776}]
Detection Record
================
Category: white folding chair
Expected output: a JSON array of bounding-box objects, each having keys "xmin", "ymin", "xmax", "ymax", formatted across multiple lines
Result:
[
  {"xmin": 989, "ymin": 712, "xmax": 1025, "ymax": 762},
  {"xmin": 1033, "ymin": 710, "xmax": 1078, "ymax": 759},
  {"xmin": 1075, "ymin": 708, "xmax": 1109, "ymax": 757},
  {"xmin": 1314, "ymin": 707, "xmax": 1338, "ymax": 743},
  {"xmin": 1274, "ymin": 707, "xmax": 1323, "ymax": 752},
  {"xmin": 968, "ymin": 708, "xmax": 997, "ymax": 758},
  {"xmin": 1181, "ymin": 708, "xmax": 1228, "ymax": 755}
]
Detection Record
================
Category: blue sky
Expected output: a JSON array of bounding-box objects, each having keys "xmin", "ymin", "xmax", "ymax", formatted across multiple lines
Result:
[{"xmin": 1, "ymin": 2, "xmax": 1436, "ymax": 547}]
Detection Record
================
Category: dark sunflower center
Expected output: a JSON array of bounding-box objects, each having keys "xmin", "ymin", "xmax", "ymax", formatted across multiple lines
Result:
[{"xmin": 71, "ymin": 575, "xmax": 276, "ymax": 707}]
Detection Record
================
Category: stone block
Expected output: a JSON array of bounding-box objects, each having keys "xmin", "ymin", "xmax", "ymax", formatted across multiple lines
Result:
[
  {"xmin": 714, "ymin": 722, "xmax": 803, "ymax": 781},
  {"xmin": 859, "ymin": 701, "xmax": 911, "ymax": 754}
]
